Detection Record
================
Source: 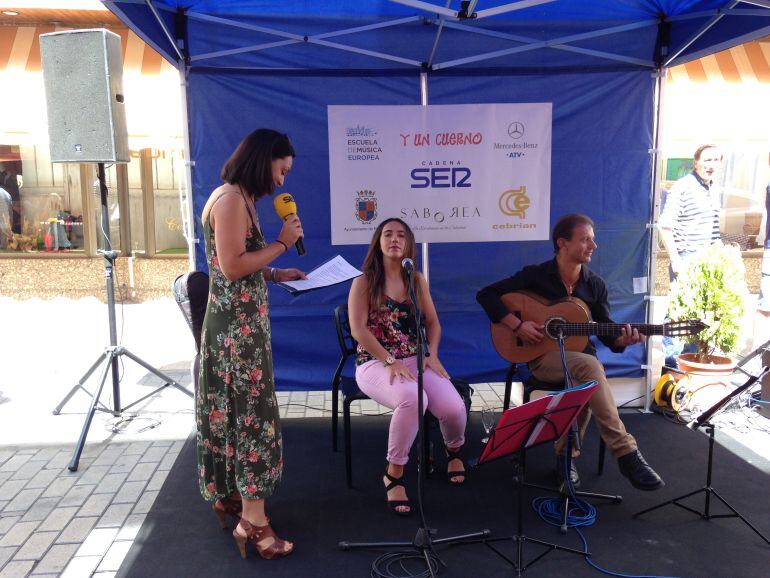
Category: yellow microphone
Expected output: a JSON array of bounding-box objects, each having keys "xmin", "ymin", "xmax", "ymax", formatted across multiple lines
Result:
[{"xmin": 273, "ymin": 193, "xmax": 305, "ymax": 255}]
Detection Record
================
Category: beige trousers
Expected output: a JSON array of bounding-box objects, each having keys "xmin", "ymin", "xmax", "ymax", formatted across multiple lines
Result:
[{"xmin": 528, "ymin": 351, "xmax": 637, "ymax": 459}]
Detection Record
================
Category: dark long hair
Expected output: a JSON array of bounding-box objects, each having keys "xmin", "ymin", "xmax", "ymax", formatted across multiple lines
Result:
[
  {"xmin": 220, "ymin": 129, "xmax": 295, "ymax": 199},
  {"xmin": 361, "ymin": 218, "xmax": 419, "ymax": 309}
]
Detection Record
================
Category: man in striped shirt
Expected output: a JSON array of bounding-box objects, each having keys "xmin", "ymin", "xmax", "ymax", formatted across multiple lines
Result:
[
  {"xmin": 658, "ymin": 144, "xmax": 723, "ymax": 367},
  {"xmin": 658, "ymin": 145, "xmax": 722, "ymax": 276}
]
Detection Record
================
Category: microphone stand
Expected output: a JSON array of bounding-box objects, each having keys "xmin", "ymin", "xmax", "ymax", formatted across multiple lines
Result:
[
  {"xmin": 339, "ymin": 262, "xmax": 490, "ymax": 577},
  {"xmin": 634, "ymin": 366, "xmax": 770, "ymax": 545}
]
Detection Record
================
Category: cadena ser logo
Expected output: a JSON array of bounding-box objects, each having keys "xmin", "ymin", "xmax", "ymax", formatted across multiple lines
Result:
[
  {"xmin": 498, "ymin": 186, "xmax": 530, "ymax": 218},
  {"xmin": 355, "ymin": 190, "xmax": 378, "ymax": 224}
]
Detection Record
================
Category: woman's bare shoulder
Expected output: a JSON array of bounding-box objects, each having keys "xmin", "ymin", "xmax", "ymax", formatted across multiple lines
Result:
[
  {"xmin": 204, "ymin": 186, "xmax": 244, "ymax": 221},
  {"xmin": 350, "ymin": 274, "xmax": 368, "ymax": 292}
]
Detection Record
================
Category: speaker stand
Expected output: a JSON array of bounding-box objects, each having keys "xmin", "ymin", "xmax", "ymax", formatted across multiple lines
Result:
[{"xmin": 52, "ymin": 163, "xmax": 192, "ymax": 471}]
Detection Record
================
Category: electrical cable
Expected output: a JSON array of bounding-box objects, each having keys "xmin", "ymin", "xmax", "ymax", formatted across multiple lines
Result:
[
  {"xmin": 370, "ymin": 549, "xmax": 440, "ymax": 578},
  {"xmin": 528, "ymin": 337, "xmax": 680, "ymax": 578},
  {"xmin": 532, "ymin": 449, "xmax": 680, "ymax": 578}
]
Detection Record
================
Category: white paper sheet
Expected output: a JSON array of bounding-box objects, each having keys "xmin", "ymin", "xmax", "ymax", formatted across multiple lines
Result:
[{"xmin": 278, "ymin": 254, "xmax": 362, "ymax": 294}]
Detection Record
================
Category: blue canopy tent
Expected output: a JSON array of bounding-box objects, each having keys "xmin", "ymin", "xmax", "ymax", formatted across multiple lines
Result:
[{"xmin": 105, "ymin": 0, "xmax": 770, "ymax": 393}]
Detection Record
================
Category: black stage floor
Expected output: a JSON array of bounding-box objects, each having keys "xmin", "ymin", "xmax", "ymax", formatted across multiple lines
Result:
[{"xmin": 118, "ymin": 412, "xmax": 770, "ymax": 577}]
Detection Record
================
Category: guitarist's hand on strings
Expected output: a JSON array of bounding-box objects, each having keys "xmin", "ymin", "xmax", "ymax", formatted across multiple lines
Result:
[
  {"xmin": 515, "ymin": 320, "xmax": 545, "ymax": 345},
  {"xmin": 502, "ymin": 313, "xmax": 544, "ymax": 345},
  {"xmin": 615, "ymin": 324, "xmax": 645, "ymax": 348}
]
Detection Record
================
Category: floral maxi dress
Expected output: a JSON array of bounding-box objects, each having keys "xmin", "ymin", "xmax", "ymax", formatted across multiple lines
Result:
[{"xmin": 197, "ymin": 204, "xmax": 282, "ymax": 501}]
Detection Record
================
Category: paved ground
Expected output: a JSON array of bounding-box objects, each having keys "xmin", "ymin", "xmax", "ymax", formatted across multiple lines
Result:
[{"xmin": 1, "ymin": 297, "xmax": 768, "ymax": 577}]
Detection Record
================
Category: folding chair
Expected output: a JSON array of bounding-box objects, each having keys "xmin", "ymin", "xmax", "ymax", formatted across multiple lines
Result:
[{"xmin": 172, "ymin": 271, "xmax": 209, "ymax": 395}]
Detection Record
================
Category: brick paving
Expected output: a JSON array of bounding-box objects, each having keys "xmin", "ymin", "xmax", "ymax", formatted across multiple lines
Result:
[{"xmin": 0, "ymin": 384, "xmax": 511, "ymax": 577}]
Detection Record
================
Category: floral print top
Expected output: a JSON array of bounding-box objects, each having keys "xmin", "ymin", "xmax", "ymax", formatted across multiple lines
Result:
[{"xmin": 356, "ymin": 297, "xmax": 418, "ymax": 365}]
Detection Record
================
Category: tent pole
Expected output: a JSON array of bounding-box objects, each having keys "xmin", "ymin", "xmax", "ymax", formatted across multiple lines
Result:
[
  {"xmin": 170, "ymin": 6, "xmax": 196, "ymax": 272},
  {"xmin": 644, "ymin": 66, "xmax": 668, "ymax": 413},
  {"xmin": 665, "ymin": 0, "xmax": 740, "ymax": 67},
  {"xmin": 420, "ymin": 69, "xmax": 430, "ymax": 285},
  {"xmin": 179, "ymin": 64, "xmax": 196, "ymax": 271}
]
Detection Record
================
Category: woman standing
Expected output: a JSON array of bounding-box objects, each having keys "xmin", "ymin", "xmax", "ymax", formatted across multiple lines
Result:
[
  {"xmin": 348, "ymin": 218, "xmax": 467, "ymax": 516},
  {"xmin": 198, "ymin": 129, "xmax": 304, "ymax": 559}
]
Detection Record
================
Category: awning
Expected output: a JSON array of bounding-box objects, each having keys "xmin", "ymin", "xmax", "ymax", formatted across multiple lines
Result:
[
  {"xmin": 0, "ymin": 25, "xmax": 175, "ymax": 75},
  {"xmin": 668, "ymin": 38, "xmax": 770, "ymax": 83}
]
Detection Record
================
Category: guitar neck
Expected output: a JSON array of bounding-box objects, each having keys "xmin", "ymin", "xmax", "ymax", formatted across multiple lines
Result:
[{"xmin": 562, "ymin": 323, "xmax": 664, "ymax": 337}]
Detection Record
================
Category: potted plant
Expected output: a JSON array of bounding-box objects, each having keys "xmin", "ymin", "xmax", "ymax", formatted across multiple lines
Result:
[{"xmin": 667, "ymin": 241, "xmax": 748, "ymax": 372}]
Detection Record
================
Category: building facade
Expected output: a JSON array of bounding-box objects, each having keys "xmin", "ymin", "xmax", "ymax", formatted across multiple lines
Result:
[{"xmin": 0, "ymin": 6, "xmax": 188, "ymax": 300}]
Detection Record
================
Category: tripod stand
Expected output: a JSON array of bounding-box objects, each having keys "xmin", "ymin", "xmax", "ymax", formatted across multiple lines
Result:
[
  {"xmin": 633, "ymin": 366, "xmax": 770, "ymax": 545},
  {"xmin": 512, "ymin": 335, "xmax": 621, "ymax": 534},
  {"xmin": 479, "ymin": 380, "xmax": 599, "ymax": 574},
  {"xmin": 339, "ymin": 259, "xmax": 489, "ymax": 577},
  {"xmin": 53, "ymin": 163, "xmax": 192, "ymax": 472}
]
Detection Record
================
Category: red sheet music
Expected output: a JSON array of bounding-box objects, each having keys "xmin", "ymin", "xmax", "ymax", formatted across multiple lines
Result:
[{"xmin": 478, "ymin": 381, "xmax": 598, "ymax": 465}]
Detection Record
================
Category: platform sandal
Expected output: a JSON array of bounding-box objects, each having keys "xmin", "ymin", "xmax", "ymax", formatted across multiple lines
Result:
[
  {"xmin": 445, "ymin": 446, "xmax": 466, "ymax": 484},
  {"xmin": 233, "ymin": 519, "xmax": 294, "ymax": 560},
  {"xmin": 384, "ymin": 470, "xmax": 411, "ymax": 516},
  {"xmin": 213, "ymin": 496, "xmax": 243, "ymax": 529}
]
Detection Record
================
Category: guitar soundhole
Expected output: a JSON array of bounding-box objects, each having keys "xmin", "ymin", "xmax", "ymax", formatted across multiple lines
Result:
[{"xmin": 544, "ymin": 317, "xmax": 567, "ymax": 341}]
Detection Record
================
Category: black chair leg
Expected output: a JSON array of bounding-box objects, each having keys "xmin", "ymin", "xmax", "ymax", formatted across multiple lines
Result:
[
  {"xmin": 421, "ymin": 414, "xmax": 434, "ymax": 478},
  {"xmin": 332, "ymin": 386, "xmax": 339, "ymax": 452},
  {"xmin": 504, "ymin": 364, "xmax": 517, "ymax": 410},
  {"xmin": 344, "ymin": 398, "xmax": 354, "ymax": 488},
  {"xmin": 597, "ymin": 437, "xmax": 606, "ymax": 476}
]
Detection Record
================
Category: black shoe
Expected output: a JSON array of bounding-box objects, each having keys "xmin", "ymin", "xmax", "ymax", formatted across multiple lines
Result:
[
  {"xmin": 618, "ymin": 450, "xmax": 664, "ymax": 491},
  {"xmin": 555, "ymin": 455, "xmax": 581, "ymax": 489}
]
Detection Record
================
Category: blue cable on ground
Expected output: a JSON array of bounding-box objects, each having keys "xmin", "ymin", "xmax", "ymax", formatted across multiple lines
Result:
[
  {"xmin": 531, "ymin": 488, "xmax": 679, "ymax": 578},
  {"xmin": 530, "ymin": 338, "xmax": 680, "ymax": 578}
]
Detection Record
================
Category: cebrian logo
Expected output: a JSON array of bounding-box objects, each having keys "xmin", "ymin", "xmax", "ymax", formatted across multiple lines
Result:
[{"xmin": 498, "ymin": 187, "xmax": 530, "ymax": 218}]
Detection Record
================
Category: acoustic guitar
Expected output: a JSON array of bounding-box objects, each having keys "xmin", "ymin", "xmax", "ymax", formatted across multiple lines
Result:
[{"xmin": 490, "ymin": 291, "xmax": 707, "ymax": 364}]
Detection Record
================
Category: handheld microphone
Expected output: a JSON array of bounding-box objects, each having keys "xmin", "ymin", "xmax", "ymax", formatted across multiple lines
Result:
[
  {"xmin": 273, "ymin": 193, "xmax": 306, "ymax": 256},
  {"xmin": 401, "ymin": 258, "xmax": 415, "ymax": 275}
]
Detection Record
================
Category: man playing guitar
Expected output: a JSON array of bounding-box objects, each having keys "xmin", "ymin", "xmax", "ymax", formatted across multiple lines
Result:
[{"xmin": 476, "ymin": 214, "xmax": 663, "ymax": 491}]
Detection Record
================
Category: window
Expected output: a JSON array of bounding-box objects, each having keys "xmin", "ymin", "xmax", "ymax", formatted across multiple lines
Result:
[{"xmin": 0, "ymin": 143, "xmax": 87, "ymax": 253}]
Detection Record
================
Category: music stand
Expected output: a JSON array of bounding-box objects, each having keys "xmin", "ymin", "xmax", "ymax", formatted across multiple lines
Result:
[
  {"xmin": 633, "ymin": 366, "xmax": 770, "ymax": 546},
  {"xmin": 476, "ymin": 380, "xmax": 598, "ymax": 574}
]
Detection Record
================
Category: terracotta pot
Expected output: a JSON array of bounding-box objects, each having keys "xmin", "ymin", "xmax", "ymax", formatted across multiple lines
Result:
[{"xmin": 675, "ymin": 353, "xmax": 736, "ymax": 375}]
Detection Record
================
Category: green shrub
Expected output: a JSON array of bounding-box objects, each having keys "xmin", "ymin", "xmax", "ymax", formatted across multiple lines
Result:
[{"xmin": 668, "ymin": 242, "xmax": 747, "ymax": 361}]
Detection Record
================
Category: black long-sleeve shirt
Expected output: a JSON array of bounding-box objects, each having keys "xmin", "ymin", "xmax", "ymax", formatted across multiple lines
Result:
[{"xmin": 475, "ymin": 258, "xmax": 624, "ymax": 358}]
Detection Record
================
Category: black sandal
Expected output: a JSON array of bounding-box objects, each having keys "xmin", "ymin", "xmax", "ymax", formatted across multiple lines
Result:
[
  {"xmin": 445, "ymin": 446, "xmax": 466, "ymax": 484},
  {"xmin": 383, "ymin": 471, "xmax": 411, "ymax": 516}
]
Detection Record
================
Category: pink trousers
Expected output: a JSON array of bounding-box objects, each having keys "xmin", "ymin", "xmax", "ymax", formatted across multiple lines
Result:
[{"xmin": 356, "ymin": 356, "xmax": 467, "ymax": 465}]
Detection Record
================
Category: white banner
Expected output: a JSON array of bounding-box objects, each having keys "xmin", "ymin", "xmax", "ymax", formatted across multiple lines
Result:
[{"xmin": 328, "ymin": 103, "xmax": 551, "ymax": 245}]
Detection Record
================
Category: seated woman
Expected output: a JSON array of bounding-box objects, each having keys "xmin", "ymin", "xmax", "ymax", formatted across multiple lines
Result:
[{"xmin": 348, "ymin": 218, "xmax": 467, "ymax": 516}]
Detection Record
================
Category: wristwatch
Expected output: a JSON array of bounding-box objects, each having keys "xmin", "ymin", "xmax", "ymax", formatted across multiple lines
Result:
[{"xmin": 383, "ymin": 355, "xmax": 396, "ymax": 367}]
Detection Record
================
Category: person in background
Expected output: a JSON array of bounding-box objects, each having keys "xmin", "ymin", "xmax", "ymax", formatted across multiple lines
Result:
[
  {"xmin": 658, "ymin": 144, "xmax": 723, "ymax": 367},
  {"xmin": 0, "ymin": 162, "xmax": 21, "ymax": 235},
  {"xmin": 348, "ymin": 218, "xmax": 467, "ymax": 516},
  {"xmin": 756, "ymin": 179, "xmax": 770, "ymax": 332},
  {"xmin": 477, "ymin": 214, "xmax": 664, "ymax": 492},
  {"xmin": 0, "ymin": 186, "xmax": 11, "ymax": 249},
  {"xmin": 197, "ymin": 129, "xmax": 305, "ymax": 560}
]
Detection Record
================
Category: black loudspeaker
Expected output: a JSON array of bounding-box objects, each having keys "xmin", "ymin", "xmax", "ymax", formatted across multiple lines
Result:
[{"xmin": 40, "ymin": 29, "xmax": 129, "ymax": 163}]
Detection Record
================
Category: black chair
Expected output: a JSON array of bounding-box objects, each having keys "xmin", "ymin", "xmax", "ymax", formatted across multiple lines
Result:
[
  {"xmin": 331, "ymin": 304, "xmax": 370, "ymax": 487},
  {"xmin": 331, "ymin": 304, "xmax": 472, "ymax": 488},
  {"xmin": 503, "ymin": 362, "xmax": 606, "ymax": 475},
  {"xmin": 172, "ymin": 271, "xmax": 209, "ymax": 395}
]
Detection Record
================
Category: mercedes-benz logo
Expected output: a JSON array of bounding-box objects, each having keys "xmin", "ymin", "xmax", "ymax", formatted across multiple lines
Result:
[{"xmin": 507, "ymin": 121, "xmax": 525, "ymax": 140}]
